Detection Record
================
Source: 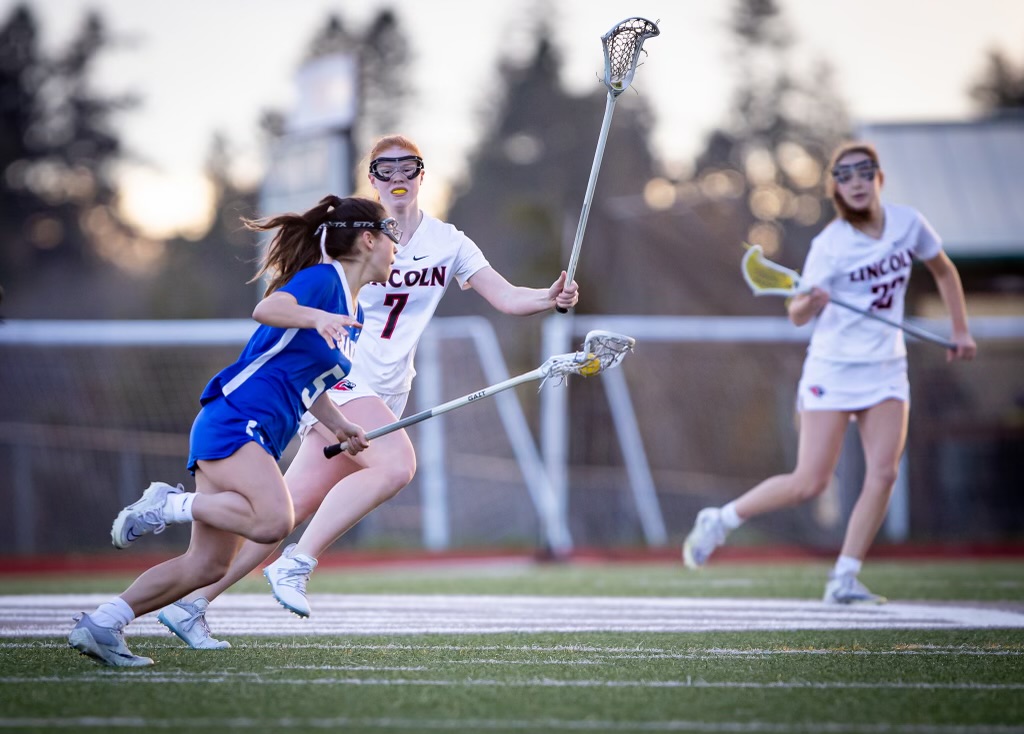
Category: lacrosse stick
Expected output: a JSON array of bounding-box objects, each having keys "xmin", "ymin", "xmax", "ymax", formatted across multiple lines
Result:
[
  {"xmin": 324, "ymin": 330, "xmax": 635, "ymax": 458},
  {"xmin": 741, "ymin": 243, "xmax": 956, "ymax": 350},
  {"xmin": 556, "ymin": 17, "xmax": 660, "ymax": 313}
]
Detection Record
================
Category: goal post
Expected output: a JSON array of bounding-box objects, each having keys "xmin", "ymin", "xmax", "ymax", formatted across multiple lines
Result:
[
  {"xmin": 2, "ymin": 314, "xmax": 1023, "ymax": 555},
  {"xmin": 0, "ymin": 317, "xmax": 571, "ymax": 555}
]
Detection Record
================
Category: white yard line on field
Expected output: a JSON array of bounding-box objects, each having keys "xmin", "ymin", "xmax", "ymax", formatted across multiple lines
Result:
[
  {"xmin": 2, "ymin": 671, "xmax": 1024, "ymax": 691},
  {"xmin": 4, "ymin": 640, "xmax": 1023, "ymax": 660},
  {"xmin": 1, "ymin": 594, "xmax": 1023, "ymax": 637},
  {"xmin": 0, "ymin": 717, "xmax": 1021, "ymax": 733}
]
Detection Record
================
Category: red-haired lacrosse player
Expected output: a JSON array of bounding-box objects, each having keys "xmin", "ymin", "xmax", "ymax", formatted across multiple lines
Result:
[
  {"xmin": 68, "ymin": 195, "xmax": 403, "ymax": 666},
  {"xmin": 156, "ymin": 134, "xmax": 579, "ymax": 649},
  {"xmin": 683, "ymin": 141, "xmax": 975, "ymax": 605}
]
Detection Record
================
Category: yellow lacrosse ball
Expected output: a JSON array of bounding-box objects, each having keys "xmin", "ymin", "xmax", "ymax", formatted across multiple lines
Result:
[{"xmin": 579, "ymin": 353, "xmax": 601, "ymax": 376}]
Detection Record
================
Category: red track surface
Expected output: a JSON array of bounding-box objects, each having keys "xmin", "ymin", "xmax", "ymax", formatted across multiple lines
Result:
[{"xmin": 1, "ymin": 543, "xmax": 1022, "ymax": 576}]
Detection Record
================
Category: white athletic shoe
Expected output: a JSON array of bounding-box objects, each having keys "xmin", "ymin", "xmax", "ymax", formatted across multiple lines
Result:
[
  {"xmin": 264, "ymin": 543, "xmax": 317, "ymax": 618},
  {"xmin": 823, "ymin": 572, "xmax": 887, "ymax": 605},
  {"xmin": 682, "ymin": 507, "xmax": 729, "ymax": 569},
  {"xmin": 157, "ymin": 598, "xmax": 231, "ymax": 650},
  {"xmin": 68, "ymin": 613, "xmax": 154, "ymax": 667},
  {"xmin": 110, "ymin": 481, "xmax": 183, "ymax": 549}
]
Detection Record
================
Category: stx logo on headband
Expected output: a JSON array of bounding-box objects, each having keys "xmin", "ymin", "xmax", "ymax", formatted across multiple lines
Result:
[{"xmin": 316, "ymin": 218, "xmax": 402, "ymax": 244}]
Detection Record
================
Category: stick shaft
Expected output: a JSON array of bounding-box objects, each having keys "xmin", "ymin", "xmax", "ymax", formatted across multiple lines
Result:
[
  {"xmin": 829, "ymin": 296, "xmax": 956, "ymax": 350},
  {"xmin": 556, "ymin": 93, "xmax": 617, "ymax": 314},
  {"xmin": 324, "ymin": 368, "xmax": 545, "ymax": 458}
]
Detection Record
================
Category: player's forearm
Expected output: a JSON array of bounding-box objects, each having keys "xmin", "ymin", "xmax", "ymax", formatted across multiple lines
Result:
[
  {"xmin": 308, "ymin": 393, "xmax": 352, "ymax": 436},
  {"xmin": 500, "ymin": 286, "xmax": 557, "ymax": 316},
  {"xmin": 787, "ymin": 294, "xmax": 818, "ymax": 327},
  {"xmin": 935, "ymin": 269, "xmax": 971, "ymax": 336},
  {"xmin": 252, "ymin": 295, "xmax": 323, "ymax": 330}
]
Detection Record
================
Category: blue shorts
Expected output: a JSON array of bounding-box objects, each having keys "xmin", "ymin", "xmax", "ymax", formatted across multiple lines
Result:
[{"xmin": 186, "ymin": 396, "xmax": 279, "ymax": 473}]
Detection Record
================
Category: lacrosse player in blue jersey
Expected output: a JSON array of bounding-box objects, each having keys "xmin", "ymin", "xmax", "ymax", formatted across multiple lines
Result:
[
  {"xmin": 683, "ymin": 142, "xmax": 975, "ymax": 605},
  {"xmin": 156, "ymin": 134, "xmax": 579, "ymax": 647},
  {"xmin": 68, "ymin": 195, "xmax": 400, "ymax": 667}
]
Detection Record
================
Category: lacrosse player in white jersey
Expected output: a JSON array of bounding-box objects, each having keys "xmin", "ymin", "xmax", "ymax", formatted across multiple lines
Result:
[
  {"xmin": 158, "ymin": 134, "xmax": 579, "ymax": 646},
  {"xmin": 683, "ymin": 141, "xmax": 976, "ymax": 605}
]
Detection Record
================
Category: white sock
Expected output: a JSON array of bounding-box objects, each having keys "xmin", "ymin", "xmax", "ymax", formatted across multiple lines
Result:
[
  {"xmin": 90, "ymin": 597, "xmax": 135, "ymax": 628},
  {"xmin": 163, "ymin": 492, "xmax": 196, "ymax": 523},
  {"xmin": 720, "ymin": 502, "xmax": 744, "ymax": 530},
  {"xmin": 833, "ymin": 555, "xmax": 862, "ymax": 577}
]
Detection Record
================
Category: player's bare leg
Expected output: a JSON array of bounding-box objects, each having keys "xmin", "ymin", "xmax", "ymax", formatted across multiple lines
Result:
[
  {"xmin": 823, "ymin": 399, "xmax": 906, "ymax": 604},
  {"xmin": 735, "ymin": 410, "xmax": 850, "ymax": 517},
  {"xmin": 840, "ymin": 399, "xmax": 908, "ymax": 559},
  {"xmin": 291, "ymin": 401, "xmax": 416, "ymax": 559},
  {"xmin": 179, "ymin": 443, "xmax": 362, "ymax": 606},
  {"xmin": 685, "ymin": 410, "xmax": 848, "ymax": 569},
  {"xmin": 263, "ymin": 397, "xmax": 414, "ymax": 616}
]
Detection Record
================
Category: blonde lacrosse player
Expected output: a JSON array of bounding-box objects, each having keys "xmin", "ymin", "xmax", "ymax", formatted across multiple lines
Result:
[
  {"xmin": 157, "ymin": 134, "xmax": 579, "ymax": 647},
  {"xmin": 683, "ymin": 141, "xmax": 976, "ymax": 604}
]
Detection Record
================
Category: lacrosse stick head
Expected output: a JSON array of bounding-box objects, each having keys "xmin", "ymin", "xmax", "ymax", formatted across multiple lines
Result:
[
  {"xmin": 541, "ymin": 330, "xmax": 635, "ymax": 386},
  {"xmin": 741, "ymin": 243, "xmax": 803, "ymax": 297},
  {"xmin": 601, "ymin": 17, "xmax": 660, "ymax": 97}
]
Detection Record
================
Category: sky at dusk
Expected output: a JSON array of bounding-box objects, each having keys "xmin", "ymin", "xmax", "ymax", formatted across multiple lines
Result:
[{"xmin": 6, "ymin": 0, "xmax": 1023, "ymax": 238}]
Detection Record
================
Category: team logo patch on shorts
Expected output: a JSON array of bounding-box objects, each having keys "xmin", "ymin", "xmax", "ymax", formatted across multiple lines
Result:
[
  {"xmin": 331, "ymin": 378, "xmax": 357, "ymax": 391},
  {"xmin": 809, "ymin": 385, "xmax": 826, "ymax": 398}
]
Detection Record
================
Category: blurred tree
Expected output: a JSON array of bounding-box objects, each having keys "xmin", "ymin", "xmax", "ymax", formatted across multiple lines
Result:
[
  {"xmin": 0, "ymin": 4, "xmax": 45, "ymax": 288},
  {"xmin": 444, "ymin": 16, "xmax": 657, "ymax": 330},
  {"xmin": 970, "ymin": 48, "xmax": 1024, "ymax": 111},
  {"xmin": 0, "ymin": 4, "xmax": 143, "ymax": 318},
  {"xmin": 151, "ymin": 132, "xmax": 260, "ymax": 318},
  {"xmin": 691, "ymin": 0, "xmax": 849, "ymax": 271},
  {"xmin": 359, "ymin": 9, "xmax": 413, "ymax": 148}
]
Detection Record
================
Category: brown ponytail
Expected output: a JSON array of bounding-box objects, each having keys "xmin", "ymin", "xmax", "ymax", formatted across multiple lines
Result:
[{"xmin": 246, "ymin": 195, "xmax": 388, "ymax": 295}]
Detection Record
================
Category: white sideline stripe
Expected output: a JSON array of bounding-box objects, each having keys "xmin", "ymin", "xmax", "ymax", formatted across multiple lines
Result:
[
  {"xmin": 3, "ymin": 641, "xmax": 1022, "ymax": 662},
  {"xmin": 0, "ymin": 718, "xmax": 1020, "ymax": 733},
  {"xmin": 3, "ymin": 641, "xmax": 1021, "ymax": 659},
  {"xmin": 2, "ymin": 594, "xmax": 1023, "ymax": 637},
  {"xmin": 3, "ymin": 672, "xmax": 1024, "ymax": 691}
]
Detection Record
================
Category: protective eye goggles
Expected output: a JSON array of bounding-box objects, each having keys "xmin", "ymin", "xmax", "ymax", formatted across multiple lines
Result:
[
  {"xmin": 831, "ymin": 160, "xmax": 878, "ymax": 184},
  {"xmin": 369, "ymin": 155, "xmax": 424, "ymax": 182},
  {"xmin": 316, "ymin": 217, "xmax": 402, "ymax": 245}
]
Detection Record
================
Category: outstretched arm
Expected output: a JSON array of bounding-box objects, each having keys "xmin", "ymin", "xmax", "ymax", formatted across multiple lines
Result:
[
  {"xmin": 922, "ymin": 251, "xmax": 976, "ymax": 362},
  {"xmin": 466, "ymin": 267, "xmax": 579, "ymax": 315}
]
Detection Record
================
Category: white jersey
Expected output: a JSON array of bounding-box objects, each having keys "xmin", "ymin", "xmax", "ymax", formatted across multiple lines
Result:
[
  {"xmin": 801, "ymin": 203, "xmax": 942, "ymax": 363},
  {"xmin": 334, "ymin": 213, "xmax": 490, "ymax": 396}
]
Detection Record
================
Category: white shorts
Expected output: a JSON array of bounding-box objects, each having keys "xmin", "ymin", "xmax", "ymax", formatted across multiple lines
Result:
[
  {"xmin": 297, "ymin": 379, "xmax": 409, "ymax": 440},
  {"xmin": 797, "ymin": 355, "xmax": 909, "ymax": 412}
]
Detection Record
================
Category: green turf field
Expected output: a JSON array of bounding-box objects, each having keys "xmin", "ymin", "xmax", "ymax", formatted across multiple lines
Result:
[{"xmin": 2, "ymin": 559, "xmax": 1023, "ymax": 733}]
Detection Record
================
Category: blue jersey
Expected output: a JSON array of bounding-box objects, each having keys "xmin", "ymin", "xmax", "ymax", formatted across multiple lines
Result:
[{"xmin": 191, "ymin": 261, "xmax": 362, "ymax": 464}]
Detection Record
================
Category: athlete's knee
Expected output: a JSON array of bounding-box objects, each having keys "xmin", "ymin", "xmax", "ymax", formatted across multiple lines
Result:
[
  {"xmin": 791, "ymin": 471, "xmax": 832, "ymax": 502},
  {"xmin": 864, "ymin": 464, "xmax": 900, "ymax": 494},
  {"xmin": 185, "ymin": 554, "xmax": 233, "ymax": 588},
  {"xmin": 377, "ymin": 461, "xmax": 415, "ymax": 501},
  {"xmin": 250, "ymin": 519, "xmax": 293, "ymax": 544},
  {"xmin": 247, "ymin": 505, "xmax": 295, "ymax": 544}
]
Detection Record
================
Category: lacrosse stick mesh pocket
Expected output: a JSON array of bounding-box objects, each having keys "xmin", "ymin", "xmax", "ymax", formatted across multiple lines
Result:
[
  {"xmin": 602, "ymin": 18, "xmax": 659, "ymax": 92},
  {"xmin": 741, "ymin": 244, "xmax": 800, "ymax": 295}
]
